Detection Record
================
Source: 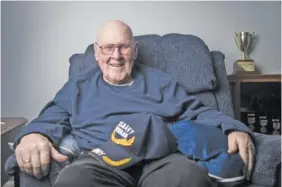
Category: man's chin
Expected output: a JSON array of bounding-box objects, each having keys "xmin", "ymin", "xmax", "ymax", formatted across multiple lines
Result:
[{"xmin": 106, "ymin": 76, "xmax": 127, "ymax": 85}]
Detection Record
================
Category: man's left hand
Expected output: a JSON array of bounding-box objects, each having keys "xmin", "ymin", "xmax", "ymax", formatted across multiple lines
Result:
[{"xmin": 227, "ymin": 131, "xmax": 255, "ymax": 181}]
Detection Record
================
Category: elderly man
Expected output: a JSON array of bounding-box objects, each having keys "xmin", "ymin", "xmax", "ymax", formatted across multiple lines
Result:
[{"xmin": 14, "ymin": 20, "xmax": 255, "ymax": 187}]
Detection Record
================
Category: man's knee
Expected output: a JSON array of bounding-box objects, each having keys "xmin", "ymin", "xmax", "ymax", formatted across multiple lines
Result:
[
  {"xmin": 174, "ymin": 158, "xmax": 213, "ymax": 185},
  {"xmin": 140, "ymin": 154, "xmax": 215, "ymax": 187},
  {"xmin": 53, "ymin": 164, "xmax": 92, "ymax": 187},
  {"xmin": 53, "ymin": 155, "xmax": 136, "ymax": 187}
]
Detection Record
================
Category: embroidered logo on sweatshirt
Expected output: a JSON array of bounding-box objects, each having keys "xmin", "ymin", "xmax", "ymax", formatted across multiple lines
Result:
[
  {"xmin": 111, "ymin": 121, "xmax": 135, "ymax": 146},
  {"xmin": 90, "ymin": 148, "xmax": 132, "ymax": 167}
]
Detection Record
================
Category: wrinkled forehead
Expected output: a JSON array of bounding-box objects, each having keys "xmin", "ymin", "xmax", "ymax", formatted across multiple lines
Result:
[{"xmin": 97, "ymin": 25, "xmax": 134, "ymax": 45}]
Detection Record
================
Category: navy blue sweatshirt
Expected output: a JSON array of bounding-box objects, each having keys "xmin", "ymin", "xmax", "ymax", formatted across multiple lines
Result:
[{"xmin": 14, "ymin": 64, "xmax": 252, "ymax": 152}]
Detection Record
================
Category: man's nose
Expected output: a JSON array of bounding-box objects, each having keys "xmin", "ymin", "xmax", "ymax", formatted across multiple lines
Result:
[{"xmin": 111, "ymin": 47, "xmax": 122, "ymax": 59}]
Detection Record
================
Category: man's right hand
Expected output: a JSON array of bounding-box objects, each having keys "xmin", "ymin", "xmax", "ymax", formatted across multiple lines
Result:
[{"xmin": 15, "ymin": 133, "xmax": 68, "ymax": 179}]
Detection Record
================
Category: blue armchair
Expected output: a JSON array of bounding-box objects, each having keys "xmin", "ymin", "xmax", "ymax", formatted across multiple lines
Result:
[{"xmin": 5, "ymin": 33, "xmax": 281, "ymax": 187}]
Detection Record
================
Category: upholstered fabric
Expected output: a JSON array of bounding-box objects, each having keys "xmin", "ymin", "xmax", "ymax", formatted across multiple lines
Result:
[
  {"xmin": 251, "ymin": 133, "xmax": 281, "ymax": 186},
  {"xmin": 210, "ymin": 51, "xmax": 234, "ymax": 117},
  {"xmin": 135, "ymin": 34, "xmax": 217, "ymax": 94},
  {"xmin": 68, "ymin": 53, "xmax": 96, "ymax": 78},
  {"xmin": 134, "ymin": 35, "xmax": 165, "ymax": 71}
]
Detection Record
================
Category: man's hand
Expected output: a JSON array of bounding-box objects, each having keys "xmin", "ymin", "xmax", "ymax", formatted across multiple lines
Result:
[
  {"xmin": 227, "ymin": 131, "xmax": 255, "ymax": 181},
  {"xmin": 15, "ymin": 133, "xmax": 68, "ymax": 179}
]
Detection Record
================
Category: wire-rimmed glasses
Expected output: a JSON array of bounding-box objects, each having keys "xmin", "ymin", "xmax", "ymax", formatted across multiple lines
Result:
[{"xmin": 95, "ymin": 42, "xmax": 135, "ymax": 55}]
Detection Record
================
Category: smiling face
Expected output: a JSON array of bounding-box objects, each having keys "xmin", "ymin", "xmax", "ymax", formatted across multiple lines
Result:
[{"xmin": 94, "ymin": 21, "xmax": 138, "ymax": 85}]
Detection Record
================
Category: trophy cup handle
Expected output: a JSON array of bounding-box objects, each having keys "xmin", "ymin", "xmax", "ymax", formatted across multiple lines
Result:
[{"xmin": 248, "ymin": 33, "xmax": 257, "ymax": 54}]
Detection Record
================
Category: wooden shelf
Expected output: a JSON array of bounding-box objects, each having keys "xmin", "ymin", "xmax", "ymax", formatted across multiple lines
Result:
[
  {"xmin": 1, "ymin": 117, "xmax": 27, "ymax": 135},
  {"xmin": 228, "ymin": 74, "xmax": 281, "ymax": 83}
]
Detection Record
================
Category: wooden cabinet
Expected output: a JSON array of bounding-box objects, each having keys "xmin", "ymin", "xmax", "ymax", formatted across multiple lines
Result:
[{"xmin": 228, "ymin": 74, "xmax": 281, "ymax": 135}]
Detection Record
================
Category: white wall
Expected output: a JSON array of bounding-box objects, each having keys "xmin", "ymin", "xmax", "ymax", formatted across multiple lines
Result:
[{"xmin": 1, "ymin": 1, "xmax": 281, "ymax": 121}]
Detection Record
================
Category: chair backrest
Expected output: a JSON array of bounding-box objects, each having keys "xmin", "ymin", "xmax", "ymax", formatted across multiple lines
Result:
[{"xmin": 69, "ymin": 33, "xmax": 234, "ymax": 117}]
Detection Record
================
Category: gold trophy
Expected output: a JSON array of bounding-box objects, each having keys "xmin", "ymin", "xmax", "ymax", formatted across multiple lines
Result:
[{"xmin": 233, "ymin": 32, "xmax": 257, "ymax": 74}]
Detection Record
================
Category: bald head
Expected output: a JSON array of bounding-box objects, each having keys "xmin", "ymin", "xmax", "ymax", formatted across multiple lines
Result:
[
  {"xmin": 96, "ymin": 20, "xmax": 134, "ymax": 44},
  {"xmin": 94, "ymin": 20, "xmax": 138, "ymax": 85}
]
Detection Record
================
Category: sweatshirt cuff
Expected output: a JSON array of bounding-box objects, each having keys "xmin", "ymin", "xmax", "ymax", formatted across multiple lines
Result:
[{"xmin": 221, "ymin": 122, "xmax": 255, "ymax": 142}]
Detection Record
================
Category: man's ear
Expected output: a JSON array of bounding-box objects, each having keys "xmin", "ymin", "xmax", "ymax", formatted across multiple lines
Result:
[{"xmin": 94, "ymin": 43, "xmax": 100, "ymax": 62}]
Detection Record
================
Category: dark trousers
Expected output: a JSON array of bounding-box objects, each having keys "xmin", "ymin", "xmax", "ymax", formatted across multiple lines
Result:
[{"xmin": 53, "ymin": 152, "xmax": 216, "ymax": 187}]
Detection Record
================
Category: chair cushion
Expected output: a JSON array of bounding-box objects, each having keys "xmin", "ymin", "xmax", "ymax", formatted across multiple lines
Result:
[
  {"xmin": 68, "ymin": 52, "xmax": 97, "ymax": 78},
  {"xmin": 134, "ymin": 34, "xmax": 165, "ymax": 71},
  {"xmin": 135, "ymin": 34, "xmax": 217, "ymax": 94}
]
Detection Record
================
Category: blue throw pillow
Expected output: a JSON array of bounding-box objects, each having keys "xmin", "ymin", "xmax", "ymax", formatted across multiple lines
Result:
[{"xmin": 169, "ymin": 120, "xmax": 245, "ymax": 184}]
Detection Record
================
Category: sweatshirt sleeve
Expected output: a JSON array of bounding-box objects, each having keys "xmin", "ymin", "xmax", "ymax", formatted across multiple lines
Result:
[
  {"xmin": 13, "ymin": 81, "xmax": 72, "ymax": 149},
  {"xmin": 165, "ymin": 80, "xmax": 253, "ymax": 136}
]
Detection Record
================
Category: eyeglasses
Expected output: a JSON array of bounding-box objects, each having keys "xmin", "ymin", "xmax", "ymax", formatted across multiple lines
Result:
[{"xmin": 95, "ymin": 42, "xmax": 135, "ymax": 55}]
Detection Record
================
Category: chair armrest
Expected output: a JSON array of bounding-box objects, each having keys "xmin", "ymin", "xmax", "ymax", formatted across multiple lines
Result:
[
  {"xmin": 14, "ymin": 168, "xmax": 20, "ymax": 187},
  {"xmin": 251, "ymin": 133, "xmax": 281, "ymax": 186}
]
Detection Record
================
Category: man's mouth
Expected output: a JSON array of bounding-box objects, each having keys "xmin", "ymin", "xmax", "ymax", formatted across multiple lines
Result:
[
  {"xmin": 110, "ymin": 63, "xmax": 124, "ymax": 67},
  {"xmin": 109, "ymin": 60, "xmax": 125, "ymax": 67}
]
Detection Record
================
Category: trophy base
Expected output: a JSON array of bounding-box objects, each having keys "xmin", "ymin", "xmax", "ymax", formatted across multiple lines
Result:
[{"xmin": 233, "ymin": 59, "xmax": 258, "ymax": 75}]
